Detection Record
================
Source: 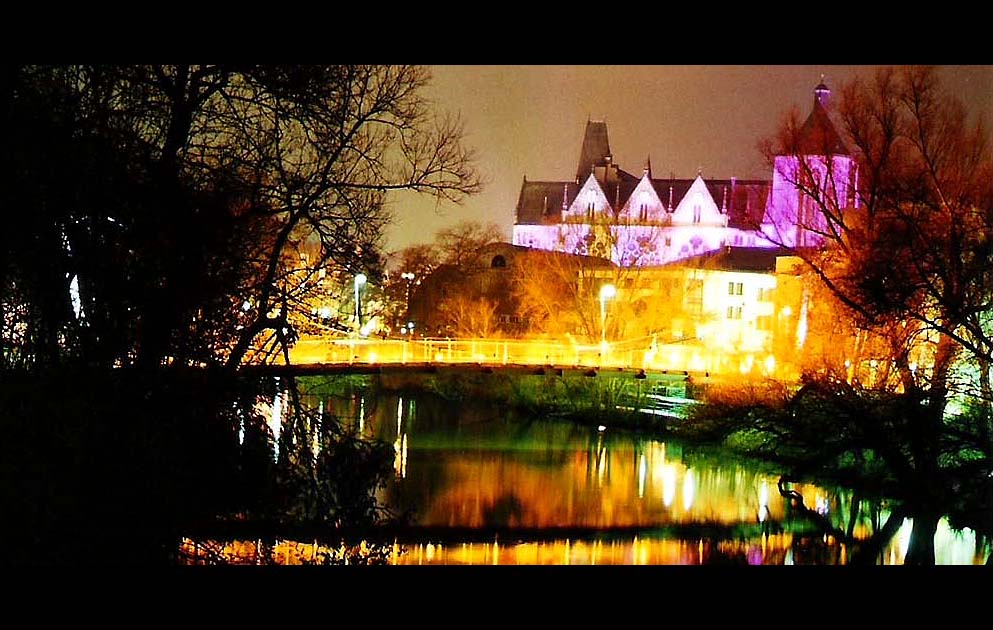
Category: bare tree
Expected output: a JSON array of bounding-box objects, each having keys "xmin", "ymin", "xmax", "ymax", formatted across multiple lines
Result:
[
  {"xmin": 1, "ymin": 65, "xmax": 481, "ymax": 370},
  {"xmin": 754, "ymin": 66, "xmax": 993, "ymax": 563},
  {"xmin": 434, "ymin": 220, "xmax": 504, "ymax": 267}
]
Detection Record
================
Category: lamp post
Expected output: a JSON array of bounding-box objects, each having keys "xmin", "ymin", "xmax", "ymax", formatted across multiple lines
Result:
[
  {"xmin": 400, "ymin": 271, "xmax": 415, "ymax": 330},
  {"xmin": 599, "ymin": 283, "xmax": 617, "ymax": 352},
  {"xmin": 354, "ymin": 273, "xmax": 367, "ymax": 334}
]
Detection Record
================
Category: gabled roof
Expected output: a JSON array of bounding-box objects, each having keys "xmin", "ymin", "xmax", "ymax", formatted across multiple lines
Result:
[
  {"xmin": 516, "ymin": 179, "xmax": 570, "ymax": 225},
  {"xmin": 576, "ymin": 120, "xmax": 612, "ymax": 181},
  {"xmin": 796, "ymin": 98, "xmax": 849, "ymax": 156}
]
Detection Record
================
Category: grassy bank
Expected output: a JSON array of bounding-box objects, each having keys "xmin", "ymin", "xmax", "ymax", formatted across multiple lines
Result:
[{"xmin": 369, "ymin": 370, "xmax": 678, "ymax": 433}]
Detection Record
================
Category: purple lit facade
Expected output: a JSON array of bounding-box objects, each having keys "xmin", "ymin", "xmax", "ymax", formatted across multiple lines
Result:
[{"xmin": 512, "ymin": 83, "xmax": 854, "ymax": 265}]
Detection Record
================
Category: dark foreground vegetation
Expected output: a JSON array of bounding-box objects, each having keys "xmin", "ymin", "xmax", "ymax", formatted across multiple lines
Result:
[
  {"xmin": 0, "ymin": 369, "xmax": 396, "ymax": 565},
  {"xmin": 0, "ymin": 66, "xmax": 478, "ymax": 565}
]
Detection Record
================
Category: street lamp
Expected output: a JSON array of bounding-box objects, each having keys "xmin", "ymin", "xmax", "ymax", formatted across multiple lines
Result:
[
  {"xmin": 354, "ymin": 273, "xmax": 367, "ymax": 333},
  {"xmin": 400, "ymin": 271, "xmax": 415, "ymax": 330},
  {"xmin": 599, "ymin": 283, "xmax": 617, "ymax": 348}
]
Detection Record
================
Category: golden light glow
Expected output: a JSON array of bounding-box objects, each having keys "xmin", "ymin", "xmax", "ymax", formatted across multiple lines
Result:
[
  {"xmin": 682, "ymin": 468, "xmax": 696, "ymax": 511},
  {"xmin": 638, "ymin": 453, "xmax": 647, "ymax": 499}
]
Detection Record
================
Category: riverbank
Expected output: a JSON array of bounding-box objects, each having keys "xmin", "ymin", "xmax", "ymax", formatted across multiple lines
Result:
[{"xmin": 371, "ymin": 369, "xmax": 698, "ymax": 434}]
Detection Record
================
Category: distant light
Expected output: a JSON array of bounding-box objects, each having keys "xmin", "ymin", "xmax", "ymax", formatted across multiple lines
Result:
[
  {"xmin": 599, "ymin": 284, "xmax": 617, "ymax": 300},
  {"xmin": 318, "ymin": 306, "xmax": 332, "ymax": 319},
  {"xmin": 355, "ymin": 273, "xmax": 367, "ymax": 287},
  {"xmin": 242, "ymin": 300, "xmax": 251, "ymax": 312},
  {"xmin": 69, "ymin": 275, "xmax": 82, "ymax": 319}
]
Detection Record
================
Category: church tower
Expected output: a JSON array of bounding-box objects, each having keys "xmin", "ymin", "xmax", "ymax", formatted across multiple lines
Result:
[{"xmin": 765, "ymin": 80, "xmax": 857, "ymax": 248}]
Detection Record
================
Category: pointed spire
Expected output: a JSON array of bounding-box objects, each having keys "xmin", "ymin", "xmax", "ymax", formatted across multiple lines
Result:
[
  {"xmin": 576, "ymin": 120, "xmax": 612, "ymax": 183},
  {"xmin": 643, "ymin": 155, "xmax": 653, "ymax": 178},
  {"xmin": 721, "ymin": 186, "xmax": 728, "ymax": 213},
  {"xmin": 795, "ymin": 79, "xmax": 848, "ymax": 155},
  {"xmin": 562, "ymin": 183, "xmax": 569, "ymax": 210},
  {"xmin": 814, "ymin": 76, "xmax": 831, "ymax": 109}
]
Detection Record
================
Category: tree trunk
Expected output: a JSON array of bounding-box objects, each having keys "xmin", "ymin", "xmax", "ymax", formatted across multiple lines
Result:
[
  {"xmin": 849, "ymin": 503, "xmax": 907, "ymax": 565},
  {"xmin": 903, "ymin": 510, "xmax": 940, "ymax": 565}
]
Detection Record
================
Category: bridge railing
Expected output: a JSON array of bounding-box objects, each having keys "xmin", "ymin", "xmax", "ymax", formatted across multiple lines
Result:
[
  {"xmin": 288, "ymin": 336, "xmax": 656, "ymax": 369},
  {"xmin": 282, "ymin": 334, "xmax": 791, "ymax": 380}
]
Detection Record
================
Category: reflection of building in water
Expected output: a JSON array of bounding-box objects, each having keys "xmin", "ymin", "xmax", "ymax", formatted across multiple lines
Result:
[{"xmin": 417, "ymin": 436, "xmax": 818, "ymax": 529}]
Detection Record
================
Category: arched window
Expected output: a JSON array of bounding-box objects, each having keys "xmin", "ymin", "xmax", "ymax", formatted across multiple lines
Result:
[{"xmin": 491, "ymin": 255, "xmax": 507, "ymax": 269}]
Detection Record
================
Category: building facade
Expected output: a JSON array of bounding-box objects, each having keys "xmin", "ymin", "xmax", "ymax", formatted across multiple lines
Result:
[{"xmin": 512, "ymin": 82, "xmax": 855, "ymax": 265}]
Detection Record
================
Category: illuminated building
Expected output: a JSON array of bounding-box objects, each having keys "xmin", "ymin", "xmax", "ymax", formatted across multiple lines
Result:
[
  {"xmin": 512, "ymin": 82, "xmax": 854, "ymax": 265},
  {"xmin": 590, "ymin": 248, "xmax": 805, "ymax": 377},
  {"xmin": 393, "ymin": 82, "xmax": 851, "ymax": 374}
]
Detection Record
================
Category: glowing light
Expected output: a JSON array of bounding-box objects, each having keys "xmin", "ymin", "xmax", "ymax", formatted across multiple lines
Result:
[
  {"xmin": 638, "ymin": 453, "xmax": 647, "ymax": 499},
  {"xmin": 662, "ymin": 464, "xmax": 677, "ymax": 507},
  {"xmin": 764, "ymin": 355, "xmax": 776, "ymax": 375},
  {"xmin": 313, "ymin": 401, "xmax": 323, "ymax": 456},
  {"xmin": 270, "ymin": 386, "xmax": 282, "ymax": 462},
  {"xmin": 758, "ymin": 480, "xmax": 769, "ymax": 522},
  {"xmin": 796, "ymin": 298, "xmax": 808, "ymax": 348},
  {"xmin": 597, "ymin": 425, "xmax": 606, "ymax": 432},
  {"xmin": 318, "ymin": 306, "xmax": 331, "ymax": 319},
  {"xmin": 242, "ymin": 300, "xmax": 252, "ymax": 312},
  {"xmin": 739, "ymin": 354, "xmax": 755, "ymax": 374},
  {"xmin": 815, "ymin": 495, "xmax": 829, "ymax": 515},
  {"xmin": 359, "ymin": 317, "xmax": 377, "ymax": 338},
  {"xmin": 682, "ymin": 469, "xmax": 696, "ymax": 511},
  {"xmin": 897, "ymin": 517, "xmax": 913, "ymax": 561},
  {"xmin": 69, "ymin": 275, "xmax": 82, "ymax": 319}
]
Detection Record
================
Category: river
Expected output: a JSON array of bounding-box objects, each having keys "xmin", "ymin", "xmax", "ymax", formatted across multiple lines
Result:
[{"xmin": 183, "ymin": 386, "xmax": 987, "ymax": 565}]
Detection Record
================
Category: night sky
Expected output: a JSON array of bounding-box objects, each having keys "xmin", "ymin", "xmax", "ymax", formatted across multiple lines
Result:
[{"xmin": 385, "ymin": 65, "xmax": 993, "ymax": 252}]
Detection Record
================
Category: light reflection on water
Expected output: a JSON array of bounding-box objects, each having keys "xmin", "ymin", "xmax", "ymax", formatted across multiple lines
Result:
[
  {"xmin": 219, "ymin": 389, "xmax": 987, "ymax": 565},
  {"xmin": 182, "ymin": 525, "xmax": 984, "ymax": 565}
]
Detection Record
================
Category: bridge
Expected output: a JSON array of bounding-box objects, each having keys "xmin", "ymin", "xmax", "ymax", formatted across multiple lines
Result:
[
  {"xmin": 288, "ymin": 335, "xmax": 664, "ymax": 370},
  {"xmin": 255, "ymin": 335, "xmax": 708, "ymax": 416},
  {"xmin": 276, "ymin": 333, "xmax": 787, "ymax": 384}
]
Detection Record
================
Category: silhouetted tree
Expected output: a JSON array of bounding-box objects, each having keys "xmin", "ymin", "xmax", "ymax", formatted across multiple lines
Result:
[
  {"xmin": 748, "ymin": 66, "xmax": 993, "ymax": 563},
  {"xmin": 0, "ymin": 65, "xmax": 481, "ymax": 371}
]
